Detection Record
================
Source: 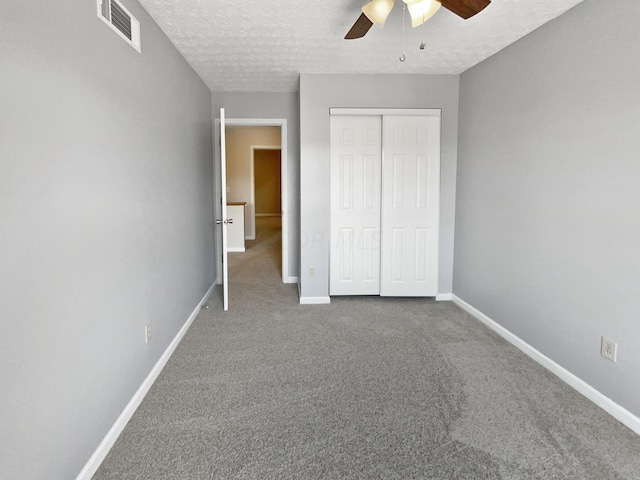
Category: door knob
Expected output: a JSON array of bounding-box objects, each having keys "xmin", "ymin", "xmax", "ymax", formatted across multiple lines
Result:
[
  {"xmin": 215, "ymin": 219, "xmax": 223, "ymax": 224},
  {"xmin": 224, "ymin": 219, "xmax": 234, "ymax": 224}
]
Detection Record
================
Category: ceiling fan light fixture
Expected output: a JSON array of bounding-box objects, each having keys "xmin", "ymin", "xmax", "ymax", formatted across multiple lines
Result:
[
  {"xmin": 362, "ymin": 0, "xmax": 395, "ymax": 28},
  {"xmin": 403, "ymin": 0, "xmax": 441, "ymax": 28}
]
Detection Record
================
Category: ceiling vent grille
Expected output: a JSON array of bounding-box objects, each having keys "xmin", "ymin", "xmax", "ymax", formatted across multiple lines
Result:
[{"xmin": 97, "ymin": 0, "xmax": 141, "ymax": 53}]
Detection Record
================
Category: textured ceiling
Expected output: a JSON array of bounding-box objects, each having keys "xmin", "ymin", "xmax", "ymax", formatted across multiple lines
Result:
[{"xmin": 137, "ymin": 0, "xmax": 585, "ymax": 93}]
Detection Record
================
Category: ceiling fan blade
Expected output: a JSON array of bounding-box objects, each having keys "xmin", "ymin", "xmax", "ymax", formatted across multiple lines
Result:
[
  {"xmin": 439, "ymin": 0, "xmax": 491, "ymax": 19},
  {"xmin": 345, "ymin": 13, "xmax": 374, "ymax": 39}
]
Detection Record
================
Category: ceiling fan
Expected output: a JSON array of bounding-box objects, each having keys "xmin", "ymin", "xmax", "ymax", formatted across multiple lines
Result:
[{"xmin": 345, "ymin": 0, "xmax": 491, "ymax": 39}]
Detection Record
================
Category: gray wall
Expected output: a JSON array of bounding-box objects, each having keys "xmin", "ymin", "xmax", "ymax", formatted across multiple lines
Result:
[
  {"xmin": 299, "ymin": 74, "xmax": 459, "ymax": 299},
  {"xmin": 0, "ymin": 1, "xmax": 215, "ymax": 478},
  {"xmin": 212, "ymin": 92, "xmax": 300, "ymax": 280},
  {"xmin": 455, "ymin": 0, "xmax": 640, "ymax": 417}
]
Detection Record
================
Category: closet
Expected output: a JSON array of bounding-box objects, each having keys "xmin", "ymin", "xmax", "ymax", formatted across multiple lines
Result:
[{"xmin": 329, "ymin": 110, "xmax": 441, "ymax": 297}]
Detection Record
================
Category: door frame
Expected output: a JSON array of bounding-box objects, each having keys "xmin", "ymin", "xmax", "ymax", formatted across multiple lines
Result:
[{"xmin": 213, "ymin": 117, "xmax": 290, "ymax": 285}]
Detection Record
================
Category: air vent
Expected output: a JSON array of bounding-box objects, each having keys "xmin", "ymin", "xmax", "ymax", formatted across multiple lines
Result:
[{"xmin": 97, "ymin": 0, "xmax": 141, "ymax": 53}]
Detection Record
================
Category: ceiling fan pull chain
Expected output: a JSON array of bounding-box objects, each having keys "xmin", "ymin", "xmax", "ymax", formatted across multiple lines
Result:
[{"xmin": 400, "ymin": 4, "xmax": 407, "ymax": 62}]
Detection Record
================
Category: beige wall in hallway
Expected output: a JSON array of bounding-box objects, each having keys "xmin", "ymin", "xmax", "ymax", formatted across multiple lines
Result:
[{"xmin": 226, "ymin": 127, "xmax": 281, "ymax": 237}]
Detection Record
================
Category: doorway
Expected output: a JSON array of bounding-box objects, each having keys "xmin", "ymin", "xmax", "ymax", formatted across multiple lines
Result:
[
  {"xmin": 252, "ymin": 147, "xmax": 282, "ymax": 220},
  {"xmin": 214, "ymin": 119, "xmax": 289, "ymax": 289}
]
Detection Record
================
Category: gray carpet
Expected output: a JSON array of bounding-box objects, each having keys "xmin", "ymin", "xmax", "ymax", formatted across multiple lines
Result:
[{"xmin": 94, "ymin": 217, "xmax": 640, "ymax": 479}]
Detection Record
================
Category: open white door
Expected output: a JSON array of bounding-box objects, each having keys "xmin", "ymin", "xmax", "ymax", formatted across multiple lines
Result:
[{"xmin": 218, "ymin": 108, "xmax": 230, "ymax": 310}]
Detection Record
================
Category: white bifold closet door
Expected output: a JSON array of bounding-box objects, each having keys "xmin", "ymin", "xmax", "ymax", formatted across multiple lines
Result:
[
  {"xmin": 330, "ymin": 113, "xmax": 440, "ymax": 297},
  {"xmin": 330, "ymin": 115, "xmax": 382, "ymax": 295},
  {"xmin": 380, "ymin": 115, "xmax": 440, "ymax": 296}
]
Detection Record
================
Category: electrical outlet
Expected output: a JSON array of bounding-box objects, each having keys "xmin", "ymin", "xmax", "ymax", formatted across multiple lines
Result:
[
  {"xmin": 308, "ymin": 266, "xmax": 315, "ymax": 277},
  {"xmin": 145, "ymin": 324, "xmax": 152, "ymax": 344},
  {"xmin": 601, "ymin": 337, "xmax": 617, "ymax": 362}
]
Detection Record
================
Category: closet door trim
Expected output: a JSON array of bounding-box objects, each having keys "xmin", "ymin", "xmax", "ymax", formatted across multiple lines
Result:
[{"xmin": 330, "ymin": 108, "xmax": 441, "ymax": 117}]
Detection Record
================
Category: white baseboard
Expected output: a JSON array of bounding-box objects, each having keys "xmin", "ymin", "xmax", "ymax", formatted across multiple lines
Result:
[
  {"xmin": 228, "ymin": 247, "xmax": 245, "ymax": 253},
  {"xmin": 76, "ymin": 282, "xmax": 217, "ymax": 480},
  {"xmin": 436, "ymin": 293, "xmax": 452, "ymax": 301},
  {"xmin": 284, "ymin": 276, "xmax": 298, "ymax": 284},
  {"xmin": 299, "ymin": 296, "xmax": 331, "ymax": 305},
  {"xmin": 452, "ymin": 294, "xmax": 640, "ymax": 436},
  {"xmin": 245, "ymin": 235, "xmax": 256, "ymax": 240}
]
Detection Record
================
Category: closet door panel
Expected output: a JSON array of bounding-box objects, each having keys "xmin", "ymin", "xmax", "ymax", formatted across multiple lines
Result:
[
  {"xmin": 381, "ymin": 115, "xmax": 440, "ymax": 296},
  {"xmin": 330, "ymin": 116, "xmax": 382, "ymax": 295}
]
